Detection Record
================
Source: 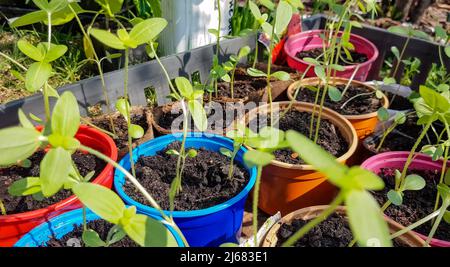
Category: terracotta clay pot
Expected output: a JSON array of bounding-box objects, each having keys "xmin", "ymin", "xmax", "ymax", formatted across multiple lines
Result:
[
  {"xmin": 287, "ymin": 77, "xmax": 389, "ymax": 140},
  {"xmin": 86, "ymin": 106, "xmax": 154, "ymax": 159},
  {"xmin": 241, "ymin": 101, "xmax": 358, "ymax": 216},
  {"xmin": 262, "ymin": 205, "xmax": 426, "ymax": 247}
]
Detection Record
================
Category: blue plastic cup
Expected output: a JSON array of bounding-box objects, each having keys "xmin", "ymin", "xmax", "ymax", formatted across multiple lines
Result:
[
  {"xmin": 14, "ymin": 208, "xmax": 184, "ymax": 247},
  {"xmin": 114, "ymin": 133, "xmax": 257, "ymax": 247}
]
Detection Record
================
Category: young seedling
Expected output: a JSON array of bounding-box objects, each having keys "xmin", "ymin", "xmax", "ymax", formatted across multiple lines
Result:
[
  {"xmin": 228, "ymin": 124, "xmax": 290, "ymax": 246},
  {"xmin": 380, "ymin": 86, "xmax": 450, "ymax": 211},
  {"xmin": 284, "ymin": 130, "xmax": 392, "ymax": 247},
  {"xmin": 1, "ymin": 91, "xmax": 188, "ymax": 246},
  {"xmin": 376, "ymin": 111, "xmax": 409, "ymax": 152},
  {"xmin": 247, "ymin": 0, "xmax": 295, "ymax": 124},
  {"xmin": 89, "ymin": 18, "xmax": 167, "ymax": 177},
  {"xmin": 222, "ymin": 45, "xmax": 251, "ymax": 99}
]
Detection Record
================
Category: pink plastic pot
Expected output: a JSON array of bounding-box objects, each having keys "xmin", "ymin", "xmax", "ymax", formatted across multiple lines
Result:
[
  {"xmin": 361, "ymin": 151, "xmax": 450, "ymax": 247},
  {"xmin": 284, "ymin": 30, "xmax": 379, "ymax": 81},
  {"xmin": 0, "ymin": 125, "xmax": 118, "ymax": 247}
]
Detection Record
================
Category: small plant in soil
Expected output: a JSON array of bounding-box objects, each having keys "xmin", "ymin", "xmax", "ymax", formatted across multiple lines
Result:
[
  {"xmin": 89, "ymin": 17, "xmax": 167, "ymax": 176},
  {"xmin": 426, "ymin": 25, "xmax": 450, "ymax": 93},
  {"xmin": 222, "ymin": 46, "xmax": 251, "ymax": 100},
  {"xmin": 247, "ymin": 0, "xmax": 295, "ymax": 123},
  {"xmin": 0, "ymin": 91, "xmax": 186, "ymax": 246},
  {"xmin": 283, "ymin": 130, "xmax": 392, "ymax": 247}
]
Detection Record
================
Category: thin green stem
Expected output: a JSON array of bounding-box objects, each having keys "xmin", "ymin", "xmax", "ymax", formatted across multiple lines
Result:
[
  {"xmin": 425, "ymin": 203, "xmax": 449, "ymax": 246},
  {"xmin": 433, "ymin": 120, "xmax": 450, "ymax": 212},
  {"xmin": 253, "ymin": 36, "xmax": 258, "ymax": 68},
  {"xmin": 123, "ymin": 49, "xmax": 136, "ymax": 178},
  {"xmin": 253, "ymin": 165, "xmax": 263, "ymax": 246},
  {"xmin": 42, "ymin": 82, "xmax": 51, "ymax": 122},
  {"xmin": 282, "ymin": 192, "xmax": 345, "ymax": 247},
  {"xmin": 0, "ymin": 52, "xmax": 28, "ymax": 71},
  {"xmin": 267, "ymin": 18, "xmax": 276, "ymax": 126},
  {"xmin": 82, "ymin": 206, "xmax": 87, "ymax": 231},
  {"xmin": 81, "ymin": 118, "xmax": 117, "ymax": 138},
  {"xmin": 150, "ymin": 43, "xmax": 180, "ymax": 98},
  {"xmin": 376, "ymin": 122, "xmax": 398, "ymax": 152},
  {"xmin": 231, "ymin": 66, "xmax": 236, "ymax": 99},
  {"xmin": 78, "ymin": 144, "xmax": 190, "ymax": 247},
  {"xmin": 390, "ymin": 210, "xmax": 440, "ymax": 240},
  {"xmin": 47, "ymin": 12, "xmax": 52, "ymax": 48}
]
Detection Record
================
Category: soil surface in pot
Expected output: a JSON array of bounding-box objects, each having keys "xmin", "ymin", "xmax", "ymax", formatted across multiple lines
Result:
[
  {"xmin": 0, "ymin": 151, "xmax": 106, "ymax": 214},
  {"xmin": 295, "ymin": 84, "xmax": 382, "ymax": 115},
  {"xmin": 216, "ymin": 79, "xmax": 267, "ymax": 100},
  {"xmin": 249, "ymin": 109, "xmax": 348, "ymax": 164},
  {"xmin": 123, "ymin": 142, "xmax": 250, "ymax": 211},
  {"xmin": 373, "ymin": 168, "xmax": 450, "ymax": 242},
  {"xmin": 368, "ymin": 115, "xmax": 443, "ymax": 153},
  {"xmin": 295, "ymin": 47, "xmax": 368, "ymax": 66},
  {"xmin": 44, "ymin": 220, "xmax": 138, "ymax": 247},
  {"xmin": 275, "ymin": 213, "xmax": 407, "ymax": 247},
  {"xmin": 156, "ymin": 102, "xmax": 243, "ymax": 134},
  {"xmin": 91, "ymin": 111, "xmax": 149, "ymax": 151}
]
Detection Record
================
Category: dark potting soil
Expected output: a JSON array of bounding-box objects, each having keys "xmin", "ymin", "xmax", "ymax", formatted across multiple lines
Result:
[
  {"xmin": 44, "ymin": 220, "xmax": 138, "ymax": 247},
  {"xmin": 275, "ymin": 213, "xmax": 408, "ymax": 247},
  {"xmin": 0, "ymin": 151, "xmax": 106, "ymax": 214},
  {"xmin": 216, "ymin": 79, "xmax": 267, "ymax": 100},
  {"xmin": 373, "ymin": 168, "xmax": 450, "ymax": 242},
  {"xmin": 157, "ymin": 102, "xmax": 244, "ymax": 134},
  {"xmin": 372, "ymin": 115, "xmax": 443, "ymax": 153},
  {"xmin": 249, "ymin": 109, "xmax": 348, "ymax": 164},
  {"xmin": 123, "ymin": 142, "xmax": 249, "ymax": 211},
  {"xmin": 295, "ymin": 47, "xmax": 368, "ymax": 66},
  {"xmin": 296, "ymin": 84, "xmax": 382, "ymax": 115},
  {"xmin": 91, "ymin": 112, "xmax": 149, "ymax": 150}
]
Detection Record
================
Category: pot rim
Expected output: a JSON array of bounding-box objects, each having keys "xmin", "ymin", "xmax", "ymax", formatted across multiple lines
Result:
[
  {"xmin": 284, "ymin": 29, "xmax": 379, "ymax": 71},
  {"xmin": 0, "ymin": 125, "xmax": 118, "ymax": 223},
  {"xmin": 114, "ymin": 132, "xmax": 257, "ymax": 218},
  {"xmin": 287, "ymin": 77, "xmax": 390, "ymax": 120},
  {"xmin": 240, "ymin": 101, "xmax": 358, "ymax": 170},
  {"xmin": 262, "ymin": 205, "xmax": 426, "ymax": 247}
]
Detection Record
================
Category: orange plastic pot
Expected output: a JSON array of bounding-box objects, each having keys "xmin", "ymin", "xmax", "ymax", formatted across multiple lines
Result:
[
  {"xmin": 242, "ymin": 102, "xmax": 358, "ymax": 216},
  {"xmin": 287, "ymin": 77, "xmax": 389, "ymax": 140},
  {"xmin": 262, "ymin": 206, "xmax": 426, "ymax": 247},
  {"xmin": 0, "ymin": 125, "xmax": 118, "ymax": 247}
]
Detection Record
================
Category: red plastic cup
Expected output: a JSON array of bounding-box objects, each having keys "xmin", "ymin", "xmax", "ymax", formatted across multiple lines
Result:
[
  {"xmin": 284, "ymin": 30, "xmax": 379, "ymax": 81},
  {"xmin": 0, "ymin": 125, "xmax": 118, "ymax": 247}
]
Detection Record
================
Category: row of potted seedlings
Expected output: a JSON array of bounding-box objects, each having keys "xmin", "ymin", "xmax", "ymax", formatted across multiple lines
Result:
[{"xmin": 0, "ymin": 0, "xmax": 449, "ymax": 247}]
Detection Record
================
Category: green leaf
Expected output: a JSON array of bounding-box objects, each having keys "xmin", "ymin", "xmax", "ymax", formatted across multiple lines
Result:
[
  {"xmin": 18, "ymin": 109, "xmax": 34, "ymax": 129},
  {"xmin": 275, "ymin": 1, "xmax": 293, "ymax": 36},
  {"xmin": 0, "ymin": 127, "xmax": 41, "ymax": 166},
  {"xmin": 419, "ymin": 85, "xmax": 450, "ymax": 113},
  {"xmin": 208, "ymin": 28, "xmax": 219, "ymax": 36},
  {"xmin": 83, "ymin": 171, "xmax": 96, "ymax": 183},
  {"xmin": 122, "ymin": 214, "xmax": 179, "ymax": 247},
  {"xmin": 285, "ymin": 130, "xmax": 348, "ymax": 187},
  {"xmin": 29, "ymin": 113, "xmax": 43, "ymax": 123},
  {"xmin": 73, "ymin": 183, "xmax": 125, "ymax": 224},
  {"xmin": 18, "ymin": 40, "xmax": 44, "ymax": 62},
  {"xmin": 260, "ymin": 0, "xmax": 275, "ymax": 10},
  {"xmin": 261, "ymin": 22, "xmax": 273, "ymax": 38},
  {"xmin": 107, "ymin": 225, "xmax": 127, "ymax": 245},
  {"xmin": 403, "ymin": 174, "xmax": 426, "ymax": 191},
  {"xmin": 387, "ymin": 190, "xmax": 403, "ymax": 206},
  {"xmin": 435, "ymin": 26, "xmax": 447, "ymax": 40},
  {"xmin": 238, "ymin": 46, "xmax": 251, "ymax": 59},
  {"xmin": 432, "ymin": 145, "xmax": 444, "ymax": 161},
  {"xmin": 8, "ymin": 177, "xmax": 41, "ymax": 196},
  {"xmin": 96, "ymin": 0, "xmax": 124, "ymax": 15},
  {"xmin": 272, "ymin": 71, "xmax": 290, "ymax": 81},
  {"xmin": 129, "ymin": 124, "xmax": 144, "ymax": 139},
  {"xmin": 248, "ymin": 0, "xmax": 262, "ymax": 19},
  {"xmin": 412, "ymin": 30, "xmax": 430, "ymax": 40},
  {"xmin": 328, "ymin": 86, "xmax": 342, "ymax": 102},
  {"xmin": 244, "ymin": 150, "xmax": 274, "ymax": 167},
  {"xmin": 115, "ymin": 98, "xmax": 130, "ymax": 120},
  {"xmin": 187, "ymin": 149, "xmax": 197, "ymax": 158},
  {"xmin": 10, "ymin": 10, "xmax": 47, "ymax": 27},
  {"xmin": 45, "ymin": 83, "xmax": 59, "ymax": 98},
  {"xmin": 383, "ymin": 77, "xmax": 396, "ymax": 85},
  {"xmin": 175, "ymin": 77, "xmax": 193, "ymax": 99},
  {"xmin": 221, "ymin": 74, "xmax": 231, "ymax": 83},
  {"xmin": 314, "ymin": 65, "xmax": 326, "ymax": 81},
  {"xmin": 377, "ymin": 107, "xmax": 389, "ymax": 121},
  {"xmin": 166, "ymin": 149, "xmax": 179, "ymax": 156},
  {"xmin": 40, "ymin": 147, "xmax": 72, "ymax": 197},
  {"xmin": 394, "ymin": 112, "xmax": 406, "ymax": 124},
  {"xmin": 437, "ymin": 183, "xmax": 450, "ymax": 202},
  {"xmin": 246, "ymin": 68, "xmax": 267, "ymax": 77},
  {"xmin": 346, "ymin": 190, "xmax": 392, "ymax": 247},
  {"xmin": 375, "ymin": 90, "xmax": 384, "ymax": 99},
  {"xmin": 48, "ymin": 0, "xmax": 68, "ymax": 13},
  {"xmin": 444, "ymin": 169, "xmax": 450, "ymax": 186},
  {"xmin": 330, "ymin": 64, "xmax": 345, "ymax": 71},
  {"xmin": 388, "ymin": 26, "xmax": 409, "ymax": 36},
  {"xmin": 445, "ymin": 46, "xmax": 450, "ymax": 58},
  {"xmin": 129, "ymin": 18, "xmax": 168, "ymax": 45},
  {"xmin": 391, "ymin": 46, "xmax": 400, "ymax": 60},
  {"xmin": 32, "ymin": 0, "xmax": 50, "ymax": 11},
  {"xmin": 82, "ymin": 229, "xmax": 107, "ymax": 247},
  {"xmin": 26, "ymin": 61, "xmax": 52, "ymax": 92},
  {"xmin": 220, "ymin": 147, "xmax": 233, "ymax": 158},
  {"xmin": 188, "ymin": 100, "xmax": 207, "ymax": 131},
  {"xmin": 44, "ymin": 44, "xmax": 68, "ymax": 62},
  {"xmin": 303, "ymin": 57, "xmax": 320, "ymax": 65},
  {"xmin": 347, "ymin": 167, "xmax": 385, "ymax": 190},
  {"xmin": 51, "ymin": 91, "xmax": 80, "ymax": 138},
  {"xmin": 90, "ymin": 29, "xmax": 125, "ymax": 50}
]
